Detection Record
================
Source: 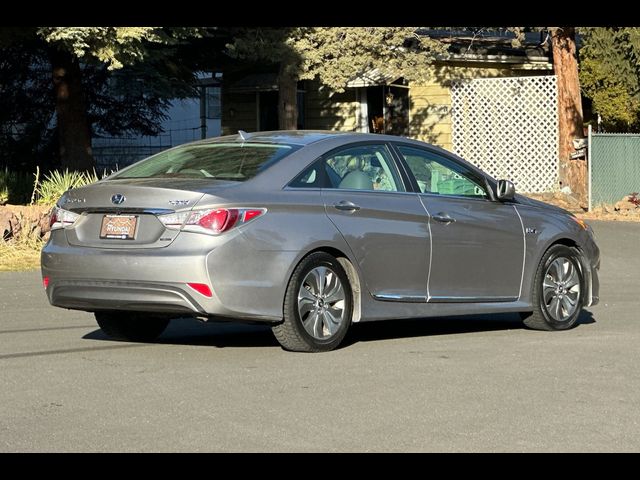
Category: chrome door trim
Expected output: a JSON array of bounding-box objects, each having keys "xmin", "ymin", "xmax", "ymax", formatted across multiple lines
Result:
[
  {"xmin": 429, "ymin": 296, "xmax": 518, "ymax": 303},
  {"xmin": 373, "ymin": 294, "xmax": 428, "ymax": 303},
  {"xmin": 513, "ymin": 205, "xmax": 527, "ymax": 300}
]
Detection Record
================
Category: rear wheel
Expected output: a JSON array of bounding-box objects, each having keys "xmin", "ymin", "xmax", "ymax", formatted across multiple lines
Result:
[
  {"xmin": 521, "ymin": 245, "xmax": 585, "ymax": 331},
  {"xmin": 95, "ymin": 311, "xmax": 170, "ymax": 342},
  {"xmin": 272, "ymin": 252, "xmax": 353, "ymax": 352}
]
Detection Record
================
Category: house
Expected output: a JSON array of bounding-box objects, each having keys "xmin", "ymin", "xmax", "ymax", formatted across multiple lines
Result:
[
  {"xmin": 92, "ymin": 72, "xmax": 223, "ymax": 171},
  {"xmin": 94, "ymin": 30, "xmax": 558, "ymax": 192},
  {"xmin": 220, "ymin": 30, "xmax": 554, "ymax": 153}
]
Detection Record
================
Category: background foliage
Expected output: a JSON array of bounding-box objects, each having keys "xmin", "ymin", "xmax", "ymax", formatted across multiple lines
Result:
[{"xmin": 579, "ymin": 27, "xmax": 640, "ymax": 131}]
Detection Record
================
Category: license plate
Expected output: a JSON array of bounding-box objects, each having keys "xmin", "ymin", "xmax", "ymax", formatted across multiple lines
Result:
[{"xmin": 100, "ymin": 215, "xmax": 138, "ymax": 240}]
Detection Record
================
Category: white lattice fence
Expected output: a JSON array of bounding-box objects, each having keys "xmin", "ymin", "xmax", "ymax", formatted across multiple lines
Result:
[{"xmin": 451, "ymin": 75, "xmax": 558, "ymax": 193}]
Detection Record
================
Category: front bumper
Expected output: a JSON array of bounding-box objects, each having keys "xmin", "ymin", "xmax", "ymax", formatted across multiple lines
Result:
[{"xmin": 588, "ymin": 258, "xmax": 600, "ymax": 307}]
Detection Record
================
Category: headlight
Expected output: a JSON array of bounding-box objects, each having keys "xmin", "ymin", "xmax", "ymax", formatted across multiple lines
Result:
[{"xmin": 570, "ymin": 215, "xmax": 595, "ymax": 237}]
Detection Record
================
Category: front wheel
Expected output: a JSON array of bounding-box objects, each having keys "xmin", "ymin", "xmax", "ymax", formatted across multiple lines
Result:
[
  {"xmin": 272, "ymin": 252, "xmax": 353, "ymax": 352},
  {"xmin": 95, "ymin": 311, "xmax": 170, "ymax": 342},
  {"xmin": 521, "ymin": 245, "xmax": 585, "ymax": 331}
]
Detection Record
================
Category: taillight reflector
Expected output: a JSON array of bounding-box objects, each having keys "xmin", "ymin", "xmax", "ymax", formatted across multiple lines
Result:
[
  {"xmin": 243, "ymin": 209, "xmax": 264, "ymax": 222},
  {"xmin": 43, "ymin": 276, "xmax": 50, "ymax": 289},
  {"xmin": 187, "ymin": 282, "xmax": 213, "ymax": 297}
]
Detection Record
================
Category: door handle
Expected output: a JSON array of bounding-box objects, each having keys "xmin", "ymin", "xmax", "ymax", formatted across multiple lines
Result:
[
  {"xmin": 432, "ymin": 213, "xmax": 456, "ymax": 224},
  {"xmin": 333, "ymin": 201, "xmax": 361, "ymax": 212}
]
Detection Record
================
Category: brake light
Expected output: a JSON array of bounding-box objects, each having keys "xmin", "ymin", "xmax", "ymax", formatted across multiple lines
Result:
[
  {"xmin": 187, "ymin": 282, "xmax": 213, "ymax": 297},
  {"xmin": 158, "ymin": 208, "xmax": 266, "ymax": 235},
  {"xmin": 49, "ymin": 207, "xmax": 80, "ymax": 230},
  {"xmin": 196, "ymin": 209, "xmax": 240, "ymax": 233}
]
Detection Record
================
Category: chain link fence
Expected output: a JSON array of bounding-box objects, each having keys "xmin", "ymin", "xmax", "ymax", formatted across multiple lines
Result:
[{"xmin": 589, "ymin": 130, "xmax": 640, "ymax": 209}]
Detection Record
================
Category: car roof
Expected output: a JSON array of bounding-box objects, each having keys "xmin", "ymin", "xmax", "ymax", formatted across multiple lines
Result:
[{"xmin": 194, "ymin": 130, "xmax": 409, "ymax": 147}]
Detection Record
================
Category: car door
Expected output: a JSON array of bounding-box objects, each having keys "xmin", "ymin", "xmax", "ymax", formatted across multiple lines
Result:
[
  {"xmin": 394, "ymin": 144, "xmax": 524, "ymax": 302},
  {"xmin": 292, "ymin": 142, "xmax": 431, "ymax": 301}
]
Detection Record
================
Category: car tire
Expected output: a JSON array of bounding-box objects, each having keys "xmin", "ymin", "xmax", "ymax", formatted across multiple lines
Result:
[
  {"xmin": 272, "ymin": 252, "xmax": 353, "ymax": 352},
  {"xmin": 521, "ymin": 244, "xmax": 585, "ymax": 331},
  {"xmin": 95, "ymin": 311, "xmax": 170, "ymax": 342}
]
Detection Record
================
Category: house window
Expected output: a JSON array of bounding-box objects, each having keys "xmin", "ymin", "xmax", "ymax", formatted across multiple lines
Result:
[
  {"xmin": 257, "ymin": 89, "xmax": 306, "ymax": 131},
  {"xmin": 206, "ymin": 86, "xmax": 221, "ymax": 119}
]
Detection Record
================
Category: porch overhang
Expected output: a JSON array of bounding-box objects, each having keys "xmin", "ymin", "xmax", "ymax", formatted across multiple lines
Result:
[{"xmin": 346, "ymin": 69, "xmax": 403, "ymax": 88}]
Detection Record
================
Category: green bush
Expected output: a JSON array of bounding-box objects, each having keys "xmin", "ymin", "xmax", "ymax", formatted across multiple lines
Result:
[
  {"xmin": 0, "ymin": 168, "xmax": 34, "ymax": 205},
  {"xmin": 34, "ymin": 169, "xmax": 100, "ymax": 206}
]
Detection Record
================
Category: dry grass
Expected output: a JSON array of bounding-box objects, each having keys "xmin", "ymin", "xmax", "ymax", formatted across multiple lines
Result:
[{"xmin": 0, "ymin": 238, "xmax": 44, "ymax": 272}]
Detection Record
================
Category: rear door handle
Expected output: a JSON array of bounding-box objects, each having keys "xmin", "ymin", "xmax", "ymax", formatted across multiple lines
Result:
[
  {"xmin": 432, "ymin": 213, "xmax": 456, "ymax": 224},
  {"xmin": 333, "ymin": 201, "xmax": 361, "ymax": 212}
]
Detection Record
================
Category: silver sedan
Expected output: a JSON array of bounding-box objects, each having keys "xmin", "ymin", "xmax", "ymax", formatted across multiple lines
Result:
[{"xmin": 41, "ymin": 131, "xmax": 600, "ymax": 352}]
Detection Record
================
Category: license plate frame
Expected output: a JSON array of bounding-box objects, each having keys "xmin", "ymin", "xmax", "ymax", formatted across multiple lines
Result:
[{"xmin": 99, "ymin": 214, "xmax": 138, "ymax": 240}]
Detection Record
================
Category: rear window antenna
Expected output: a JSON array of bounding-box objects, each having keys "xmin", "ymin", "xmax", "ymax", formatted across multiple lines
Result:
[{"xmin": 238, "ymin": 130, "xmax": 252, "ymax": 141}]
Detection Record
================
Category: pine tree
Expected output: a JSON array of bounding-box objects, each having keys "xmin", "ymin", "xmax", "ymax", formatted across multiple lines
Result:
[{"xmin": 580, "ymin": 27, "xmax": 640, "ymax": 131}]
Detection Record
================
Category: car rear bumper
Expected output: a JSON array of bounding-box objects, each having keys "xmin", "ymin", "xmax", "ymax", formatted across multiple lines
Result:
[
  {"xmin": 41, "ymin": 229, "xmax": 288, "ymax": 322},
  {"xmin": 48, "ymin": 278, "xmax": 208, "ymax": 315}
]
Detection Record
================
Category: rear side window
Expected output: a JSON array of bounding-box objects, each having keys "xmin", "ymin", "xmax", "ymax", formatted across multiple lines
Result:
[
  {"xmin": 289, "ymin": 144, "xmax": 405, "ymax": 192},
  {"xmin": 112, "ymin": 143, "xmax": 300, "ymax": 181}
]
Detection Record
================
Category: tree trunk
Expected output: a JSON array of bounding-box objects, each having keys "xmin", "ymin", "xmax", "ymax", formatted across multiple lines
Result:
[
  {"xmin": 49, "ymin": 48, "xmax": 95, "ymax": 172},
  {"xmin": 551, "ymin": 27, "xmax": 586, "ymax": 202},
  {"xmin": 278, "ymin": 62, "xmax": 298, "ymax": 130}
]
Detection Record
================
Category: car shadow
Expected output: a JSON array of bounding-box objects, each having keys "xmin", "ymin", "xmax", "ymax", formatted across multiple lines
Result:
[
  {"xmin": 83, "ymin": 310, "xmax": 596, "ymax": 350},
  {"xmin": 83, "ymin": 319, "xmax": 278, "ymax": 348},
  {"xmin": 342, "ymin": 309, "xmax": 596, "ymax": 347}
]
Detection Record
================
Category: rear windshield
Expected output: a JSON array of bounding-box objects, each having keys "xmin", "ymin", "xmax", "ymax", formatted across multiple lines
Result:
[{"xmin": 111, "ymin": 142, "xmax": 300, "ymax": 181}]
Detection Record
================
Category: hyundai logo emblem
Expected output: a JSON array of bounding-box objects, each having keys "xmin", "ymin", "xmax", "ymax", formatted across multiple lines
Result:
[{"xmin": 111, "ymin": 194, "xmax": 126, "ymax": 205}]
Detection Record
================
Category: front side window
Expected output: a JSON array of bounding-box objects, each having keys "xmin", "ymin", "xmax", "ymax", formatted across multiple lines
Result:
[
  {"xmin": 397, "ymin": 145, "xmax": 488, "ymax": 199},
  {"xmin": 290, "ymin": 144, "xmax": 404, "ymax": 192},
  {"xmin": 112, "ymin": 142, "xmax": 300, "ymax": 181}
]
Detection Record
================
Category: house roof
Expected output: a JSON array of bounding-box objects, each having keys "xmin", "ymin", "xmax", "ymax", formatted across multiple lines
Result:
[
  {"xmin": 421, "ymin": 28, "xmax": 553, "ymax": 69},
  {"xmin": 346, "ymin": 68, "xmax": 401, "ymax": 88}
]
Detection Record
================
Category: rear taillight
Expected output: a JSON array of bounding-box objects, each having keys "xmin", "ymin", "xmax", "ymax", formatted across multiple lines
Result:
[
  {"xmin": 158, "ymin": 208, "xmax": 265, "ymax": 236},
  {"xmin": 43, "ymin": 276, "xmax": 50, "ymax": 290},
  {"xmin": 49, "ymin": 207, "xmax": 80, "ymax": 231},
  {"xmin": 189, "ymin": 208, "xmax": 240, "ymax": 234}
]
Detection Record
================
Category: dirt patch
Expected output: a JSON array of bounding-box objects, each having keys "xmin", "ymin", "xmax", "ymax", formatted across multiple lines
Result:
[
  {"xmin": 522, "ymin": 191, "xmax": 585, "ymax": 214},
  {"xmin": 580, "ymin": 204, "xmax": 640, "ymax": 222},
  {"xmin": 523, "ymin": 192, "xmax": 640, "ymax": 222},
  {"xmin": 1, "ymin": 204, "xmax": 51, "ymax": 242},
  {"xmin": 0, "ymin": 205, "xmax": 51, "ymax": 271}
]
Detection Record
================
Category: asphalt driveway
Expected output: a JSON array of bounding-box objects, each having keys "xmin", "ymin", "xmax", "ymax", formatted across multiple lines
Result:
[{"xmin": 0, "ymin": 220, "xmax": 638, "ymax": 452}]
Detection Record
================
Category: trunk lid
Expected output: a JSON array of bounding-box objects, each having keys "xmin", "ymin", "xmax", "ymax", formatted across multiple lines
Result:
[{"xmin": 59, "ymin": 178, "xmax": 237, "ymax": 249}]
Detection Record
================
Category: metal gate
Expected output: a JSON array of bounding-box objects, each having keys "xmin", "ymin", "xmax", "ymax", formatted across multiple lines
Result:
[{"xmin": 451, "ymin": 75, "xmax": 559, "ymax": 193}]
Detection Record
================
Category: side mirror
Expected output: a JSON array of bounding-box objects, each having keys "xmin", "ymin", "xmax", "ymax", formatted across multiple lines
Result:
[{"xmin": 496, "ymin": 179, "xmax": 515, "ymax": 201}]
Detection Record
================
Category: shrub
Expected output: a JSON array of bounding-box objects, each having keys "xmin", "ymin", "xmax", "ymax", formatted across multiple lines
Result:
[
  {"xmin": 0, "ymin": 168, "xmax": 35, "ymax": 205},
  {"xmin": 34, "ymin": 169, "xmax": 100, "ymax": 206}
]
